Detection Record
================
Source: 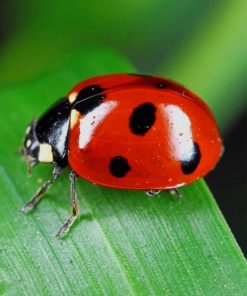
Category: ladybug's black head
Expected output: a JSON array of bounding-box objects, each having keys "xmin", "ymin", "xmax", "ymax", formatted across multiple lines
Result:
[
  {"xmin": 21, "ymin": 120, "xmax": 40, "ymax": 175},
  {"xmin": 21, "ymin": 98, "xmax": 71, "ymax": 174}
]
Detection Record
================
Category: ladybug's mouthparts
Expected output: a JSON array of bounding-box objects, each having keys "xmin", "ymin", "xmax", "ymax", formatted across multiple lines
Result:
[{"xmin": 21, "ymin": 147, "xmax": 39, "ymax": 176}]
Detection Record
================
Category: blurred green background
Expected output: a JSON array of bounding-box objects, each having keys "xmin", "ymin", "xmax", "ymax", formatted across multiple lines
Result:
[{"xmin": 0, "ymin": 0, "xmax": 246, "ymax": 255}]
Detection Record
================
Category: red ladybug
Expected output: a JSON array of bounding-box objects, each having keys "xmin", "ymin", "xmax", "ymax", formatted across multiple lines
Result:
[{"xmin": 21, "ymin": 73, "xmax": 223, "ymax": 237}]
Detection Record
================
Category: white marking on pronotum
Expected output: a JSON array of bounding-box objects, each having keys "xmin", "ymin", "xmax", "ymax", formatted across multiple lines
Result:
[
  {"xmin": 70, "ymin": 109, "xmax": 80, "ymax": 129},
  {"xmin": 56, "ymin": 120, "xmax": 70, "ymax": 156},
  {"xmin": 38, "ymin": 143, "xmax": 53, "ymax": 162},
  {"xmin": 161, "ymin": 104, "xmax": 194, "ymax": 162},
  {"xmin": 68, "ymin": 92, "xmax": 78, "ymax": 104},
  {"xmin": 79, "ymin": 101, "xmax": 117, "ymax": 149}
]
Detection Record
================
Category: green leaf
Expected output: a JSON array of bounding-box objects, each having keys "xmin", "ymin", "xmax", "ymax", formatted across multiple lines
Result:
[{"xmin": 0, "ymin": 48, "xmax": 246, "ymax": 295}]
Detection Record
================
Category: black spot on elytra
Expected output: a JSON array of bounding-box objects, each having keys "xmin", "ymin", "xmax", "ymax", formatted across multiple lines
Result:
[
  {"xmin": 181, "ymin": 142, "xmax": 201, "ymax": 174},
  {"xmin": 130, "ymin": 102, "xmax": 156, "ymax": 135},
  {"xmin": 109, "ymin": 156, "xmax": 131, "ymax": 178},
  {"xmin": 73, "ymin": 85, "xmax": 105, "ymax": 115}
]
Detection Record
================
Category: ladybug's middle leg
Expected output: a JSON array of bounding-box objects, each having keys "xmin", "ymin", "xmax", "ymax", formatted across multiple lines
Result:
[
  {"xmin": 56, "ymin": 171, "xmax": 80, "ymax": 238},
  {"xmin": 145, "ymin": 190, "xmax": 161, "ymax": 196},
  {"xmin": 169, "ymin": 188, "xmax": 182, "ymax": 199}
]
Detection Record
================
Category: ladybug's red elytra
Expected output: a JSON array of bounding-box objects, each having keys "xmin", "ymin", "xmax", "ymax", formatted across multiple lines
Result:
[{"xmin": 21, "ymin": 73, "xmax": 223, "ymax": 237}]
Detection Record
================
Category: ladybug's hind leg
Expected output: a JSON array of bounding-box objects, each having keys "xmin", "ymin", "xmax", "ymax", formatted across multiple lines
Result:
[
  {"xmin": 56, "ymin": 171, "xmax": 79, "ymax": 238},
  {"xmin": 145, "ymin": 189, "xmax": 182, "ymax": 199},
  {"xmin": 169, "ymin": 188, "xmax": 182, "ymax": 199},
  {"xmin": 145, "ymin": 190, "xmax": 161, "ymax": 197},
  {"xmin": 21, "ymin": 166, "xmax": 64, "ymax": 214}
]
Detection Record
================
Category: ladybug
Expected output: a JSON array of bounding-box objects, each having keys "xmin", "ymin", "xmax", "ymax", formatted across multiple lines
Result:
[{"xmin": 21, "ymin": 73, "xmax": 223, "ymax": 237}]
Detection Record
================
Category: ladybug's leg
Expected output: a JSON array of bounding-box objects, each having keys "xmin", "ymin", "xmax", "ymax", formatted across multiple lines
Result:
[
  {"xmin": 145, "ymin": 190, "xmax": 161, "ymax": 197},
  {"xmin": 21, "ymin": 166, "xmax": 64, "ymax": 214},
  {"xmin": 169, "ymin": 188, "xmax": 182, "ymax": 199},
  {"xmin": 56, "ymin": 171, "xmax": 80, "ymax": 238}
]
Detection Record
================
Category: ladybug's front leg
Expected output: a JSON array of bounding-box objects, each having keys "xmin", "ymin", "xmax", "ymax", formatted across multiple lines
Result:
[
  {"xmin": 56, "ymin": 171, "xmax": 80, "ymax": 238},
  {"xmin": 21, "ymin": 165, "xmax": 64, "ymax": 214}
]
